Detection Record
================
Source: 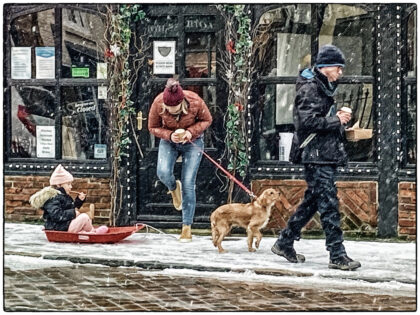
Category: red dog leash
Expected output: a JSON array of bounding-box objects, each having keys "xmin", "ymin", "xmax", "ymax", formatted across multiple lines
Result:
[{"xmin": 188, "ymin": 140, "xmax": 256, "ymax": 199}]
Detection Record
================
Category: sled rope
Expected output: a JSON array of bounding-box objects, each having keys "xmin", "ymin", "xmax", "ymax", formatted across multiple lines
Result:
[{"xmin": 142, "ymin": 223, "xmax": 178, "ymax": 239}]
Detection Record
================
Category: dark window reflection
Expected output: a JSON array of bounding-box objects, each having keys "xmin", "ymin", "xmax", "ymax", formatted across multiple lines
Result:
[
  {"xmin": 11, "ymin": 86, "xmax": 55, "ymax": 158},
  {"xmin": 185, "ymin": 33, "xmax": 216, "ymax": 78},
  {"xmin": 406, "ymin": 84, "xmax": 416, "ymax": 164},
  {"xmin": 320, "ymin": 4, "xmax": 373, "ymax": 76},
  {"xmin": 10, "ymin": 9, "xmax": 55, "ymax": 78},
  {"xmin": 61, "ymin": 86, "xmax": 108, "ymax": 160},
  {"xmin": 62, "ymin": 9, "xmax": 106, "ymax": 78}
]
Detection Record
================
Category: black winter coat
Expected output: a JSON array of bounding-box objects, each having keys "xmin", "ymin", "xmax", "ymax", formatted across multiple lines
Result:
[
  {"xmin": 289, "ymin": 67, "xmax": 348, "ymax": 166},
  {"xmin": 41, "ymin": 187, "xmax": 84, "ymax": 231}
]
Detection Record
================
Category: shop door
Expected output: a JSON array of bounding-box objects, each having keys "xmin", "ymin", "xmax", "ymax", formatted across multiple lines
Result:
[{"xmin": 135, "ymin": 12, "xmax": 226, "ymax": 228}]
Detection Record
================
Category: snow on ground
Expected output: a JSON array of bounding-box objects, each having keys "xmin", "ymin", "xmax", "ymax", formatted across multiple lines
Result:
[{"xmin": 4, "ymin": 223, "xmax": 416, "ymax": 297}]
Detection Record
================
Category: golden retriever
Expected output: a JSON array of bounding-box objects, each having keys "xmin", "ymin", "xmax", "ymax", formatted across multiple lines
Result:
[{"xmin": 210, "ymin": 188, "xmax": 279, "ymax": 253}]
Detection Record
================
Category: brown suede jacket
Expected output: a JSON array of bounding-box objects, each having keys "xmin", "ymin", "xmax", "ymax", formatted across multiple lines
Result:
[{"xmin": 148, "ymin": 90, "xmax": 212, "ymax": 141}]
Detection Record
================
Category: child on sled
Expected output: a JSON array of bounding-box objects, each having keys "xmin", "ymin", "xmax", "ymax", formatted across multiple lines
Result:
[{"xmin": 29, "ymin": 164, "xmax": 108, "ymax": 234}]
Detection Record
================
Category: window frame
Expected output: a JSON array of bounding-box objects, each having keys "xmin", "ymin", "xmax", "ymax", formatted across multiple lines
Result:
[
  {"xmin": 251, "ymin": 3, "xmax": 379, "ymax": 179},
  {"xmin": 4, "ymin": 4, "xmax": 110, "ymax": 176}
]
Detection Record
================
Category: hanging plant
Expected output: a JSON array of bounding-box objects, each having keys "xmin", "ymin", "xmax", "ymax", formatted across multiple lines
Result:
[
  {"xmin": 104, "ymin": 4, "xmax": 147, "ymax": 225},
  {"xmin": 217, "ymin": 4, "xmax": 273, "ymax": 202}
]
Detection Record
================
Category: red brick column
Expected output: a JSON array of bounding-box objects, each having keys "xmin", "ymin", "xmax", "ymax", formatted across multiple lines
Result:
[
  {"xmin": 398, "ymin": 182, "xmax": 416, "ymax": 240},
  {"xmin": 4, "ymin": 176, "xmax": 111, "ymax": 225},
  {"xmin": 252, "ymin": 179, "xmax": 378, "ymax": 236}
]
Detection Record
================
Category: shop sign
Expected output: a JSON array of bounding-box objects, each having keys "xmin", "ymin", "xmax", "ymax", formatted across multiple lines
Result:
[
  {"xmin": 36, "ymin": 125, "xmax": 55, "ymax": 158},
  {"xmin": 185, "ymin": 16, "xmax": 215, "ymax": 31},
  {"xmin": 35, "ymin": 47, "xmax": 55, "ymax": 79},
  {"xmin": 94, "ymin": 144, "xmax": 107, "ymax": 159},
  {"xmin": 153, "ymin": 41, "xmax": 176, "ymax": 74},
  {"xmin": 71, "ymin": 67, "xmax": 90, "ymax": 78},
  {"xmin": 11, "ymin": 47, "xmax": 31, "ymax": 79}
]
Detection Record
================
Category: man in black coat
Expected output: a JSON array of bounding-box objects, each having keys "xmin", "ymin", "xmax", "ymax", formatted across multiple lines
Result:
[{"xmin": 271, "ymin": 45, "xmax": 361, "ymax": 271}]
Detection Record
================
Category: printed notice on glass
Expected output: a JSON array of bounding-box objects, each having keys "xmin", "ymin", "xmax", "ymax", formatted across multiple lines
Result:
[
  {"xmin": 11, "ymin": 47, "xmax": 31, "ymax": 79},
  {"xmin": 36, "ymin": 126, "xmax": 55, "ymax": 158},
  {"xmin": 97, "ymin": 63, "xmax": 107, "ymax": 79},
  {"xmin": 94, "ymin": 144, "xmax": 107, "ymax": 159},
  {"xmin": 98, "ymin": 86, "xmax": 107, "ymax": 99},
  {"xmin": 153, "ymin": 41, "xmax": 175, "ymax": 74},
  {"xmin": 36, "ymin": 47, "xmax": 55, "ymax": 79}
]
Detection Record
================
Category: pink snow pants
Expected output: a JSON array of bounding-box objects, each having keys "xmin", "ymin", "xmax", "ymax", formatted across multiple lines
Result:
[{"xmin": 68, "ymin": 213, "xmax": 94, "ymax": 233}]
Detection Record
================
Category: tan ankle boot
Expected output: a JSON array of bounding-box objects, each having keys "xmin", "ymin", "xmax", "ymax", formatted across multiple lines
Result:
[
  {"xmin": 179, "ymin": 225, "xmax": 192, "ymax": 242},
  {"xmin": 167, "ymin": 180, "xmax": 182, "ymax": 211}
]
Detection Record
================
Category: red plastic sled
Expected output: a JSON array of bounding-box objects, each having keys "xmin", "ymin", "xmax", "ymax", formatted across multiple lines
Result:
[{"xmin": 44, "ymin": 224, "xmax": 145, "ymax": 244}]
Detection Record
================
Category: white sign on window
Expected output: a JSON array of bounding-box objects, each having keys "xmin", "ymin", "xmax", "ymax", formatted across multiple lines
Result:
[
  {"xmin": 153, "ymin": 41, "xmax": 176, "ymax": 74},
  {"xmin": 36, "ymin": 47, "xmax": 55, "ymax": 79},
  {"xmin": 98, "ymin": 86, "xmax": 107, "ymax": 99},
  {"xmin": 11, "ymin": 47, "xmax": 31, "ymax": 79},
  {"xmin": 278, "ymin": 132, "xmax": 294, "ymax": 161},
  {"xmin": 94, "ymin": 144, "xmax": 107, "ymax": 159},
  {"xmin": 36, "ymin": 126, "xmax": 55, "ymax": 158},
  {"xmin": 97, "ymin": 63, "xmax": 107, "ymax": 79}
]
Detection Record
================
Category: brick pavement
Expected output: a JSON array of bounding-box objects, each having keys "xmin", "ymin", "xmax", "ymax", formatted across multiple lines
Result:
[{"xmin": 4, "ymin": 265, "xmax": 416, "ymax": 311}]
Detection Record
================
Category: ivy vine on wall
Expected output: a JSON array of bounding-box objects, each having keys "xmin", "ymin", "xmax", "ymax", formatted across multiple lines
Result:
[
  {"xmin": 104, "ymin": 4, "xmax": 146, "ymax": 225},
  {"xmin": 217, "ymin": 4, "xmax": 273, "ymax": 202}
]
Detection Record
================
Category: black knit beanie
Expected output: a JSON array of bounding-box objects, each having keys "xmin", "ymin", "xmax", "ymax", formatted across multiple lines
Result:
[{"xmin": 316, "ymin": 45, "xmax": 346, "ymax": 68}]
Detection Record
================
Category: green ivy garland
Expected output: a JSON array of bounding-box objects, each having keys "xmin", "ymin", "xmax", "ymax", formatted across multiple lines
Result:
[{"xmin": 105, "ymin": 4, "xmax": 146, "ymax": 224}]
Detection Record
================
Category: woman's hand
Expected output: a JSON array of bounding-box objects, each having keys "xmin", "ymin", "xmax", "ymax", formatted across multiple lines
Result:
[
  {"xmin": 171, "ymin": 132, "xmax": 183, "ymax": 143},
  {"xmin": 181, "ymin": 130, "xmax": 192, "ymax": 144}
]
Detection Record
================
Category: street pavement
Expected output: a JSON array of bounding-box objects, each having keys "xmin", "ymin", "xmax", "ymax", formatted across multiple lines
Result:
[{"xmin": 3, "ymin": 222, "xmax": 417, "ymax": 311}]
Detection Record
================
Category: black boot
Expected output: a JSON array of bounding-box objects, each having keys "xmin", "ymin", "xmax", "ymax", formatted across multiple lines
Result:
[
  {"xmin": 271, "ymin": 241, "xmax": 305, "ymax": 263},
  {"xmin": 328, "ymin": 255, "xmax": 361, "ymax": 271}
]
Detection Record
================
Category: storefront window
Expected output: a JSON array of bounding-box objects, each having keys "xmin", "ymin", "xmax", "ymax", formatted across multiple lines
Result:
[
  {"xmin": 257, "ymin": 4, "xmax": 374, "ymax": 163},
  {"xmin": 10, "ymin": 9, "xmax": 55, "ymax": 78},
  {"xmin": 185, "ymin": 33, "xmax": 216, "ymax": 79},
  {"xmin": 259, "ymin": 4, "xmax": 312, "ymax": 77},
  {"xmin": 61, "ymin": 86, "xmax": 108, "ymax": 160},
  {"xmin": 319, "ymin": 4, "xmax": 373, "ymax": 76},
  {"xmin": 11, "ymin": 86, "xmax": 55, "ymax": 158},
  {"xmin": 62, "ymin": 9, "xmax": 106, "ymax": 78}
]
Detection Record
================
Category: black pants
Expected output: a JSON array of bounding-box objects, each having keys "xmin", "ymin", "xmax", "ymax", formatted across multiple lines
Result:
[{"xmin": 277, "ymin": 164, "xmax": 346, "ymax": 259}]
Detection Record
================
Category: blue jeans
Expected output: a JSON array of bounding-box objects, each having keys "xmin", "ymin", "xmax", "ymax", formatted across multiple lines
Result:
[
  {"xmin": 276, "ymin": 164, "xmax": 346, "ymax": 260},
  {"xmin": 156, "ymin": 136, "xmax": 204, "ymax": 225}
]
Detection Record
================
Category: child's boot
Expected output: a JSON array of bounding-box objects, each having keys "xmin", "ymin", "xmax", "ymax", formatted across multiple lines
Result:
[{"xmin": 88, "ymin": 203, "xmax": 95, "ymax": 221}]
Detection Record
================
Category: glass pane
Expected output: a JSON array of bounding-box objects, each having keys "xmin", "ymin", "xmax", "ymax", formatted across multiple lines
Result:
[
  {"xmin": 11, "ymin": 86, "xmax": 56, "ymax": 158},
  {"xmin": 406, "ymin": 83, "xmax": 416, "ymax": 164},
  {"xmin": 258, "ymin": 84, "xmax": 295, "ymax": 160},
  {"xmin": 258, "ymin": 5, "xmax": 312, "ymax": 77},
  {"xmin": 407, "ymin": 10, "xmax": 416, "ymax": 77},
  {"xmin": 10, "ymin": 9, "xmax": 55, "ymax": 78},
  {"xmin": 336, "ymin": 83, "xmax": 374, "ymax": 162},
  {"xmin": 185, "ymin": 33, "xmax": 216, "ymax": 78},
  {"xmin": 61, "ymin": 86, "xmax": 108, "ymax": 160},
  {"xmin": 62, "ymin": 9, "xmax": 106, "ymax": 78},
  {"xmin": 320, "ymin": 4, "xmax": 373, "ymax": 76}
]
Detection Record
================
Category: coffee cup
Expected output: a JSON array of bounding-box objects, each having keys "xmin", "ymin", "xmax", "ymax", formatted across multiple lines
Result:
[
  {"xmin": 174, "ymin": 128, "xmax": 186, "ymax": 139},
  {"xmin": 340, "ymin": 106, "xmax": 352, "ymax": 114}
]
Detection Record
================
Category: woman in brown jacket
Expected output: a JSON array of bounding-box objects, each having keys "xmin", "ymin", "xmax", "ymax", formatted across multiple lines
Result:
[{"xmin": 148, "ymin": 78, "xmax": 212, "ymax": 242}]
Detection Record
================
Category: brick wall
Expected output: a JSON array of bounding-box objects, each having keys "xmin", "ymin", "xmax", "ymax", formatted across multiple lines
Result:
[
  {"xmin": 252, "ymin": 179, "xmax": 378, "ymax": 236},
  {"xmin": 398, "ymin": 182, "xmax": 416, "ymax": 240},
  {"xmin": 4, "ymin": 176, "xmax": 111, "ymax": 225}
]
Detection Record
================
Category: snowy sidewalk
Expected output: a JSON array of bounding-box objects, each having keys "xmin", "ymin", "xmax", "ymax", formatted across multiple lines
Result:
[{"xmin": 4, "ymin": 223, "xmax": 416, "ymax": 297}]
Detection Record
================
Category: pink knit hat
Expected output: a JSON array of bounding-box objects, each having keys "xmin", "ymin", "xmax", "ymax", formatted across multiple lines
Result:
[
  {"xmin": 163, "ymin": 78, "xmax": 184, "ymax": 106},
  {"xmin": 50, "ymin": 164, "xmax": 74, "ymax": 185}
]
